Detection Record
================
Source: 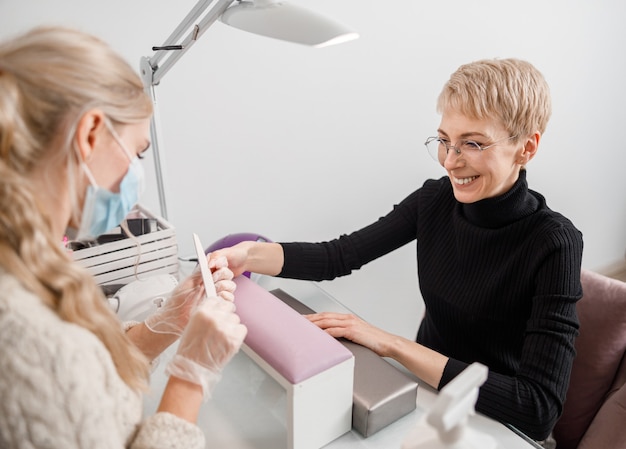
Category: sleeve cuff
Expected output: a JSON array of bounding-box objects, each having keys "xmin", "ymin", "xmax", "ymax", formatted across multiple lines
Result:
[
  {"xmin": 122, "ymin": 320, "xmax": 142, "ymax": 332},
  {"xmin": 132, "ymin": 412, "xmax": 205, "ymax": 449},
  {"xmin": 438, "ymin": 358, "xmax": 469, "ymax": 390}
]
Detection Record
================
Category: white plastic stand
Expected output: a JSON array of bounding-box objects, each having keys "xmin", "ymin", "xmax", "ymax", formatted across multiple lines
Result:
[{"xmin": 401, "ymin": 363, "xmax": 498, "ymax": 449}]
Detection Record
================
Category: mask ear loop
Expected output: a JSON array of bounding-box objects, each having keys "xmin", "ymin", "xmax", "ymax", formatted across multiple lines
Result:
[
  {"xmin": 81, "ymin": 160, "xmax": 99, "ymax": 187},
  {"xmin": 104, "ymin": 119, "xmax": 135, "ymax": 162},
  {"xmin": 103, "ymin": 118, "xmax": 146, "ymax": 280}
]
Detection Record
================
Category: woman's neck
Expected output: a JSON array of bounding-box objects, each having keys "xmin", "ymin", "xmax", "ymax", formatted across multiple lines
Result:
[{"xmin": 29, "ymin": 159, "xmax": 73, "ymax": 241}]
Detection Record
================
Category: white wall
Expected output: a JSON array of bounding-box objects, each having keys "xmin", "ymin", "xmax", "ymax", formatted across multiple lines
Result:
[{"xmin": 2, "ymin": 0, "xmax": 625, "ymax": 340}]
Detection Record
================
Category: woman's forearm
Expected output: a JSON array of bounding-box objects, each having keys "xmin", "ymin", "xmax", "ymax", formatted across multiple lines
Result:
[
  {"xmin": 158, "ymin": 376, "xmax": 203, "ymax": 423},
  {"xmin": 126, "ymin": 322, "xmax": 178, "ymax": 361},
  {"xmin": 384, "ymin": 336, "xmax": 448, "ymax": 389},
  {"xmin": 245, "ymin": 241, "xmax": 285, "ymax": 276}
]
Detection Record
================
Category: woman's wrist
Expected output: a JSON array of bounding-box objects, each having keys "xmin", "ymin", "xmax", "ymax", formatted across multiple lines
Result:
[
  {"xmin": 126, "ymin": 322, "xmax": 178, "ymax": 361},
  {"xmin": 247, "ymin": 241, "xmax": 284, "ymax": 276},
  {"xmin": 158, "ymin": 375, "xmax": 203, "ymax": 423}
]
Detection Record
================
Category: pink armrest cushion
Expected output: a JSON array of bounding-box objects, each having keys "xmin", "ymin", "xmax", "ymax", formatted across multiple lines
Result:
[
  {"xmin": 233, "ymin": 276, "xmax": 352, "ymax": 384},
  {"xmin": 552, "ymin": 269, "xmax": 626, "ymax": 449}
]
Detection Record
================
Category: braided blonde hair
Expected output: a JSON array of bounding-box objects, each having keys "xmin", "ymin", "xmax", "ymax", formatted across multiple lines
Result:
[{"xmin": 0, "ymin": 26, "xmax": 153, "ymax": 390}]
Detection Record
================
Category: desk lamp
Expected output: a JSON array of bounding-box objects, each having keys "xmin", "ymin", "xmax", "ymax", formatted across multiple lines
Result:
[{"xmin": 140, "ymin": 0, "xmax": 359, "ymax": 219}]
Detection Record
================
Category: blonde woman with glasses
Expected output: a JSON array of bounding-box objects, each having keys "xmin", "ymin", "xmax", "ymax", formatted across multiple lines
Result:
[{"xmin": 210, "ymin": 58, "xmax": 583, "ymax": 445}]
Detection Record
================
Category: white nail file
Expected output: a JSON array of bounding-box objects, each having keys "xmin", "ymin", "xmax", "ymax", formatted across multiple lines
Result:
[{"xmin": 192, "ymin": 233, "xmax": 217, "ymax": 298}]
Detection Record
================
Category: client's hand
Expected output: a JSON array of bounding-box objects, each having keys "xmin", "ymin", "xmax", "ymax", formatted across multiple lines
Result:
[
  {"xmin": 165, "ymin": 297, "xmax": 247, "ymax": 400},
  {"xmin": 307, "ymin": 312, "xmax": 393, "ymax": 357},
  {"xmin": 207, "ymin": 243, "xmax": 252, "ymax": 278},
  {"xmin": 145, "ymin": 256, "xmax": 236, "ymax": 336}
]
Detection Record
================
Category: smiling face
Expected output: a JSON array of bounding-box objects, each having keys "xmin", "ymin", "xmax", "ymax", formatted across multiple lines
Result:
[{"xmin": 438, "ymin": 109, "xmax": 538, "ymax": 203}]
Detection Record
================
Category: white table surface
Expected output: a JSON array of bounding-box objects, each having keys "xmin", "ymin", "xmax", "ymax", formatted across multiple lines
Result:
[{"xmin": 141, "ymin": 271, "xmax": 539, "ymax": 449}]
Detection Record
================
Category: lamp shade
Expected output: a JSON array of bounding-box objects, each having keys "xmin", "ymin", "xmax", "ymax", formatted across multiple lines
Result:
[{"xmin": 220, "ymin": 0, "xmax": 359, "ymax": 48}]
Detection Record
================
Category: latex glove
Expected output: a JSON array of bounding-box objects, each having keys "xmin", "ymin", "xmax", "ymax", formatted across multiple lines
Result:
[
  {"xmin": 144, "ymin": 256, "xmax": 236, "ymax": 336},
  {"xmin": 165, "ymin": 297, "xmax": 247, "ymax": 400}
]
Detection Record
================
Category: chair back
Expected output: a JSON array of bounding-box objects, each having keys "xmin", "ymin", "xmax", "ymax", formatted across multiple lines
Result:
[{"xmin": 552, "ymin": 269, "xmax": 626, "ymax": 449}]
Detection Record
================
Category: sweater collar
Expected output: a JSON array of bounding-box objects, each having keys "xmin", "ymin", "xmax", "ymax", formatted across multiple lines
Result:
[{"xmin": 460, "ymin": 170, "xmax": 539, "ymax": 228}]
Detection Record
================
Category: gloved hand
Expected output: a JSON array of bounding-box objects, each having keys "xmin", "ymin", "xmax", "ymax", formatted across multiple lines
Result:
[
  {"xmin": 144, "ymin": 256, "xmax": 236, "ymax": 336},
  {"xmin": 165, "ymin": 296, "xmax": 247, "ymax": 400}
]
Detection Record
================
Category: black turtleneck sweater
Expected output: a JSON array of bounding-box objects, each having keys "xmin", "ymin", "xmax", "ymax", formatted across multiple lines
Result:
[{"xmin": 278, "ymin": 171, "xmax": 583, "ymax": 441}]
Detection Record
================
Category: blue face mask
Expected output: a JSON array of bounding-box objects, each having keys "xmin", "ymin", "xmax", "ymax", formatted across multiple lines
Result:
[{"xmin": 76, "ymin": 122, "xmax": 145, "ymax": 240}]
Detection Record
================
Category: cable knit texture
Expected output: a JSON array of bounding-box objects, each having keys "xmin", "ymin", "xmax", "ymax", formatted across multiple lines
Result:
[
  {"xmin": 0, "ymin": 271, "xmax": 205, "ymax": 449},
  {"xmin": 279, "ymin": 172, "xmax": 584, "ymax": 441}
]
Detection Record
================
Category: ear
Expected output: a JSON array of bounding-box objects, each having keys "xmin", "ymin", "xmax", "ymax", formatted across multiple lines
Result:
[
  {"xmin": 74, "ymin": 109, "xmax": 107, "ymax": 162},
  {"xmin": 518, "ymin": 132, "xmax": 540, "ymax": 165}
]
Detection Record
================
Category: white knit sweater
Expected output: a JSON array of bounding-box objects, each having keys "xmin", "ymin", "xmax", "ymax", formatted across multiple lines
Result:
[{"xmin": 0, "ymin": 271, "xmax": 205, "ymax": 449}]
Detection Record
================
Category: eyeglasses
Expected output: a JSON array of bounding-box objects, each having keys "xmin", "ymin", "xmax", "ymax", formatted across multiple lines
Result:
[{"xmin": 424, "ymin": 135, "xmax": 518, "ymax": 164}]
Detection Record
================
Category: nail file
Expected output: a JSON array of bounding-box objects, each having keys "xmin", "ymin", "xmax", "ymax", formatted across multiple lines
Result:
[{"xmin": 193, "ymin": 233, "xmax": 217, "ymax": 298}]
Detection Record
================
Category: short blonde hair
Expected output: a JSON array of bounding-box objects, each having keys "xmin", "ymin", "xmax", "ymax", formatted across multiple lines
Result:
[{"xmin": 437, "ymin": 58, "xmax": 552, "ymax": 139}]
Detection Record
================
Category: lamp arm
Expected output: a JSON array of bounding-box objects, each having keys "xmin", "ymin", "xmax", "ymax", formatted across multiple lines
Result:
[
  {"xmin": 148, "ymin": 0, "xmax": 235, "ymax": 85},
  {"xmin": 141, "ymin": 0, "xmax": 236, "ymax": 218},
  {"xmin": 140, "ymin": 0, "xmax": 357, "ymax": 219},
  {"xmin": 139, "ymin": 57, "xmax": 168, "ymax": 218},
  {"xmin": 150, "ymin": 0, "xmax": 218, "ymax": 68}
]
